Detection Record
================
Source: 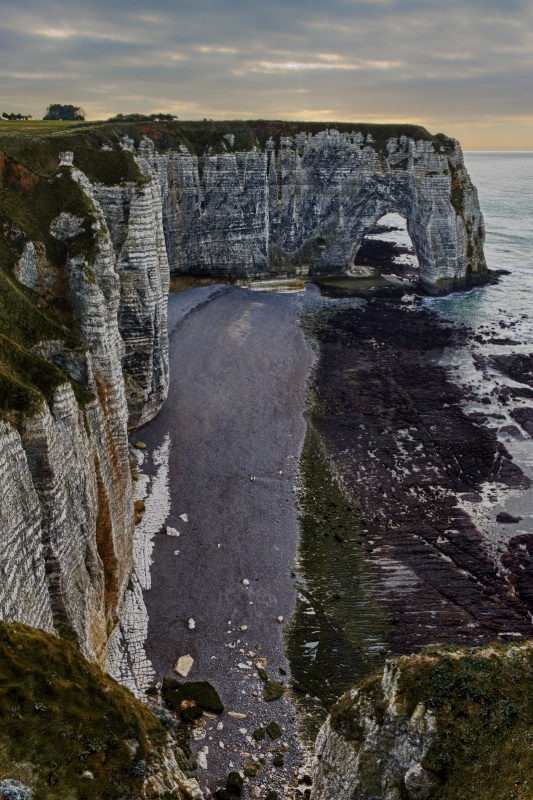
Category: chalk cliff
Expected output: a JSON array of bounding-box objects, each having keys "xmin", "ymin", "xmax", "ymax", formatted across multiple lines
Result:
[
  {"xmin": 0, "ymin": 120, "xmax": 486, "ymax": 668},
  {"xmin": 0, "ymin": 140, "xmax": 169, "ymax": 664},
  {"xmin": 311, "ymin": 642, "xmax": 533, "ymax": 800},
  {"xmin": 156, "ymin": 124, "xmax": 486, "ymax": 293}
]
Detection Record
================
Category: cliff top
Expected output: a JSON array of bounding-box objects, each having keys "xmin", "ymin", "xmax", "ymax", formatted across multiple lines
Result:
[
  {"xmin": 0, "ymin": 119, "xmax": 456, "ymax": 180},
  {"xmin": 327, "ymin": 640, "xmax": 533, "ymax": 800}
]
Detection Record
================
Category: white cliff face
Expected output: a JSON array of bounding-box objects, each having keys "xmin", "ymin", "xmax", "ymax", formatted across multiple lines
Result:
[
  {"xmin": 0, "ymin": 422, "xmax": 54, "ymax": 633},
  {"xmin": 312, "ymin": 661, "xmax": 439, "ymax": 800},
  {"xmin": 0, "ymin": 153, "xmax": 169, "ymax": 665},
  {"xmin": 156, "ymin": 129, "xmax": 486, "ymax": 292},
  {"xmin": 93, "ymin": 136, "xmax": 170, "ymax": 429}
]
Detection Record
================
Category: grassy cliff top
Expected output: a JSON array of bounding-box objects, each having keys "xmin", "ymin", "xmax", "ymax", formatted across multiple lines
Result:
[
  {"xmin": 0, "ymin": 622, "xmax": 185, "ymax": 799},
  {"xmin": 330, "ymin": 641, "xmax": 533, "ymax": 800},
  {"xmin": 0, "ymin": 119, "xmax": 454, "ymax": 176}
]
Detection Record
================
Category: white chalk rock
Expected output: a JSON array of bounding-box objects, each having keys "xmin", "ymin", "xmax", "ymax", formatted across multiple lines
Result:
[
  {"xmin": 174, "ymin": 654, "xmax": 194, "ymax": 677},
  {"xmin": 196, "ymin": 746, "xmax": 208, "ymax": 770}
]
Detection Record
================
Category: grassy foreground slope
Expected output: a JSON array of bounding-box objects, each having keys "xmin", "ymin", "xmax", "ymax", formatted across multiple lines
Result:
[{"xmin": 0, "ymin": 622, "xmax": 194, "ymax": 800}]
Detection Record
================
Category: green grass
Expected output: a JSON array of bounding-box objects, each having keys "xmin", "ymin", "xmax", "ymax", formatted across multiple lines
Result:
[
  {"xmin": 0, "ymin": 622, "xmax": 173, "ymax": 799},
  {"xmin": 0, "ymin": 148, "xmax": 97, "ymax": 424},
  {"xmin": 0, "ymin": 119, "xmax": 447, "ymax": 167},
  {"xmin": 330, "ymin": 642, "xmax": 533, "ymax": 800},
  {"xmin": 0, "ymin": 121, "xmax": 89, "ymax": 133}
]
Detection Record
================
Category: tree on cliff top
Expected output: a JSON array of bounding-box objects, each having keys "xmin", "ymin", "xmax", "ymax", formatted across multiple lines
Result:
[{"xmin": 43, "ymin": 103, "xmax": 86, "ymax": 121}]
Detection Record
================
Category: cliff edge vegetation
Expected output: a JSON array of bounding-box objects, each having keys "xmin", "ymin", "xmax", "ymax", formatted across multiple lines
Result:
[
  {"xmin": 0, "ymin": 621, "xmax": 201, "ymax": 800},
  {"xmin": 312, "ymin": 640, "xmax": 533, "ymax": 800}
]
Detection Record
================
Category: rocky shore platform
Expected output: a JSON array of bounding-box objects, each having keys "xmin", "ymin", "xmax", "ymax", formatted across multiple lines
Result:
[{"xmin": 310, "ymin": 298, "xmax": 533, "ymax": 660}]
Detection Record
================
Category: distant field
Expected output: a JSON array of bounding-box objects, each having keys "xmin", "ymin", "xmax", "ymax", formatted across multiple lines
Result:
[{"xmin": 0, "ymin": 119, "xmax": 101, "ymax": 133}]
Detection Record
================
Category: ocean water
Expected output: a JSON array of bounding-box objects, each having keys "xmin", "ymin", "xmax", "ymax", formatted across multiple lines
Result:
[
  {"xmin": 426, "ymin": 151, "xmax": 533, "ymax": 528},
  {"xmin": 426, "ymin": 151, "xmax": 533, "ymax": 341}
]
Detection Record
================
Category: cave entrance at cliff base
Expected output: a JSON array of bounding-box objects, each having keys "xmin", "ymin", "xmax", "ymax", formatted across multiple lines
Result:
[{"xmin": 351, "ymin": 212, "xmax": 419, "ymax": 283}]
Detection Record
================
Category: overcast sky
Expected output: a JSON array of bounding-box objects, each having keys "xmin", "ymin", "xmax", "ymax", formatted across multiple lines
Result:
[{"xmin": 0, "ymin": 0, "xmax": 531, "ymax": 148}]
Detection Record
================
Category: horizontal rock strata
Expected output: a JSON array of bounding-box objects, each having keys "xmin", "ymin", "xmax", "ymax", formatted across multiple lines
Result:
[
  {"xmin": 310, "ymin": 300, "xmax": 533, "ymax": 656},
  {"xmin": 154, "ymin": 128, "xmax": 486, "ymax": 292},
  {"xmin": 0, "ymin": 120, "xmax": 487, "ymax": 668},
  {"xmin": 0, "ymin": 147, "xmax": 169, "ymax": 664}
]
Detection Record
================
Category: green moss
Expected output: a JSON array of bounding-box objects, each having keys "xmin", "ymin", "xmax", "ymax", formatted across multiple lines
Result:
[
  {"xmin": 448, "ymin": 162, "xmax": 465, "ymax": 217},
  {"xmin": 253, "ymin": 728, "xmax": 266, "ymax": 741},
  {"xmin": 330, "ymin": 674, "xmax": 384, "ymax": 744},
  {"xmin": 266, "ymin": 721, "xmax": 282, "ymax": 740},
  {"xmin": 162, "ymin": 677, "xmax": 224, "ymax": 715},
  {"xmin": 263, "ymin": 680, "xmax": 284, "ymax": 702},
  {"xmin": 285, "ymin": 421, "xmax": 389, "ymax": 743},
  {"xmin": 0, "ymin": 621, "xmax": 170, "ymax": 799}
]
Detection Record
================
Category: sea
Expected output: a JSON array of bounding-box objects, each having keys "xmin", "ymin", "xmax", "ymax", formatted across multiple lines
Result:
[
  {"xmin": 427, "ymin": 152, "xmax": 533, "ymax": 498},
  {"xmin": 428, "ymin": 151, "xmax": 533, "ymax": 342}
]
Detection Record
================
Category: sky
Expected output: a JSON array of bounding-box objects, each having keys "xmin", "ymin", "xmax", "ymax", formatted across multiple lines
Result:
[{"xmin": 0, "ymin": 0, "xmax": 531, "ymax": 149}]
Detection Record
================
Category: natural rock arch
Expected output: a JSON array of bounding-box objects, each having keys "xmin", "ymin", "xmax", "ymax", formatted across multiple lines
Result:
[
  {"xmin": 159, "ymin": 127, "xmax": 486, "ymax": 294},
  {"xmin": 350, "ymin": 210, "xmax": 419, "ymax": 278}
]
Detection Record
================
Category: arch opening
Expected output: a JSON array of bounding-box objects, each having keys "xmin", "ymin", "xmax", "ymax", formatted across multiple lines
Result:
[{"xmin": 350, "ymin": 212, "xmax": 419, "ymax": 286}]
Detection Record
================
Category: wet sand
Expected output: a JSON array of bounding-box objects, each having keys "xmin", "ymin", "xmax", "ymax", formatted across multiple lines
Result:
[{"xmin": 139, "ymin": 286, "xmax": 315, "ymax": 797}]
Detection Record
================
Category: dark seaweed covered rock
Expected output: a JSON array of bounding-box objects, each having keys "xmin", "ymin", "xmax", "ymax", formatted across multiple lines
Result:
[
  {"xmin": 266, "ymin": 721, "xmax": 282, "ymax": 740},
  {"xmin": 225, "ymin": 771, "xmax": 244, "ymax": 796},
  {"xmin": 496, "ymin": 511, "xmax": 522, "ymax": 524},
  {"xmin": 263, "ymin": 680, "xmax": 284, "ymax": 702},
  {"xmin": 162, "ymin": 676, "xmax": 224, "ymax": 714}
]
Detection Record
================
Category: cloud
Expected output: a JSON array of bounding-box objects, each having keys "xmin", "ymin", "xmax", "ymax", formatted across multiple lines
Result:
[{"xmin": 0, "ymin": 0, "xmax": 530, "ymax": 146}]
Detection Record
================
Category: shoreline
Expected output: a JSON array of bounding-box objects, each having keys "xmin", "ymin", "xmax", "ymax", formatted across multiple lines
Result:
[
  {"xmin": 110, "ymin": 272, "xmax": 533, "ymax": 798},
  {"xmin": 304, "ymin": 297, "xmax": 533, "ymax": 660},
  {"xmin": 117, "ymin": 286, "xmax": 317, "ymax": 798}
]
